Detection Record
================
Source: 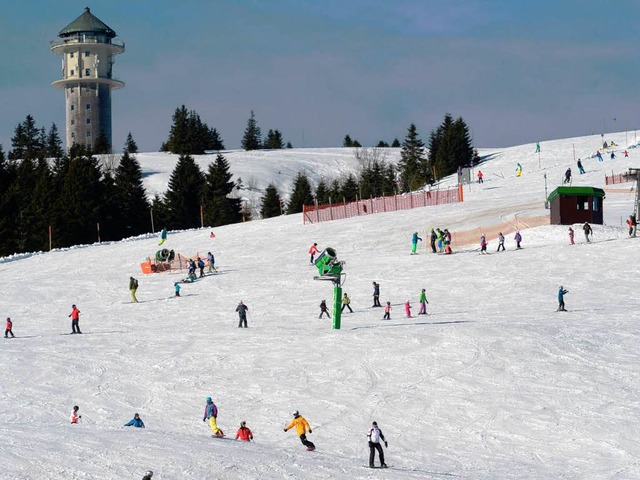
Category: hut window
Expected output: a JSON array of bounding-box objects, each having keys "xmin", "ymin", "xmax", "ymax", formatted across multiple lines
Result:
[
  {"xmin": 577, "ymin": 196, "xmax": 588, "ymax": 211},
  {"xmin": 593, "ymin": 197, "xmax": 599, "ymax": 212}
]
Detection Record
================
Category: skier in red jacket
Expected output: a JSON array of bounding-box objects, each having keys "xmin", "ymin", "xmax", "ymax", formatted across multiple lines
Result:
[
  {"xmin": 69, "ymin": 305, "xmax": 81, "ymax": 334},
  {"xmin": 235, "ymin": 421, "xmax": 253, "ymax": 441}
]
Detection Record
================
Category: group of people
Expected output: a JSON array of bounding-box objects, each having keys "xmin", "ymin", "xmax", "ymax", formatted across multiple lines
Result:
[
  {"xmin": 429, "ymin": 228, "xmax": 453, "ymax": 254},
  {"xmin": 480, "ymin": 231, "xmax": 522, "ymax": 253},
  {"xmin": 70, "ymin": 405, "xmax": 145, "ymax": 428}
]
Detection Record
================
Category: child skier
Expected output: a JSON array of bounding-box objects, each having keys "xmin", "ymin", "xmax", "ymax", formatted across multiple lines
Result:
[
  {"xmin": 383, "ymin": 302, "xmax": 391, "ymax": 320},
  {"xmin": 516, "ymin": 163, "xmax": 522, "ymax": 177},
  {"xmin": 5, "ymin": 317, "xmax": 15, "ymax": 338},
  {"xmin": 583, "ymin": 222, "xmax": 593, "ymax": 243},
  {"xmin": 284, "ymin": 410, "xmax": 315, "ymax": 451},
  {"xmin": 236, "ymin": 301, "xmax": 249, "ymax": 328},
  {"xmin": 477, "ymin": 170, "xmax": 484, "ymax": 183},
  {"xmin": 497, "ymin": 232, "xmax": 505, "ymax": 252},
  {"xmin": 480, "ymin": 234, "xmax": 488, "ymax": 254},
  {"xmin": 557, "ymin": 286, "xmax": 568, "ymax": 311},
  {"xmin": 129, "ymin": 276, "xmax": 139, "ymax": 303},
  {"xmin": 568, "ymin": 227, "xmax": 575, "ymax": 245},
  {"xmin": 418, "ymin": 289, "xmax": 429, "ymax": 315},
  {"xmin": 71, "ymin": 405, "xmax": 81, "ymax": 424},
  {"xmin": 514, "ymin": 231, "xmax": 522, "ymax": 249},
  {"xmin": 207, "ymin": 251, "xmax": 216, "ymax": 273},
  {"xmin": 174, "ymin": 283, "xmax": 181, "ymax": 297},
  {"xmin": 124, "ymin": 413, "xmax": 145, "ymax": 428},
  {"xmin": 203, "ymin": 397, "xmax": 224, "ymax": 437},
  {"xmin": 235, "ymin": 421, "xmax": 253, "ymax": 442},
  {"xmin": 319, "ymin": 300, "xmax": 331, "ymax": 319},
  {"xmin": 197, "ymin": 257, "xmax": 205, "ymax": 278},
  {"xmin": 410, "ymin": 232, "xmax": 422, "ymax": 254},
  {"xmin": 68, "ymin": 305, "xmax": 81, "ymax": 334},
  {"xmin": 404, "ymin": 300, "xmax": 412, "ymax": 318},
  {"xmin": 367, "ymin": 421, "xmax": 388, "ymax": 468},
  {"xmin": 308, "ymin": 243, "xmax": 320, "ymax": 264},
  {"xmin": 341, "ymin": 293, "xmax": 353, "ymax": 313}
]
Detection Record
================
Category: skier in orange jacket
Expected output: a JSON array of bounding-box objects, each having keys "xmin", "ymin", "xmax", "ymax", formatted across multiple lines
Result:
[{"xmin": 235, "ymin": 421, "xmax": 253, "ymax": 441}]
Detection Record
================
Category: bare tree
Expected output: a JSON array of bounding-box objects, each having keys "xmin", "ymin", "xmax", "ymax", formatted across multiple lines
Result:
[{"xmin": 354, "ymin": 146, "xmax": 389, "ymax": 169}]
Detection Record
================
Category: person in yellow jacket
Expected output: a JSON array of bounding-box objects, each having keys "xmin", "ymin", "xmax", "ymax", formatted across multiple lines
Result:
[{"xmin": 284, "ymin": 410, "xmax": 315, "ymax": 451}]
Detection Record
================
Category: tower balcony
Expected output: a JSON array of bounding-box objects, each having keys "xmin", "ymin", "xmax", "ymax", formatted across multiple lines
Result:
[
  {"xmin": 51, "ymin": 77, "xmax": 125, "ymax": 90},
  {"xmin": 50, "ymin": 36, "xmax": 125, "ymax": 55}
]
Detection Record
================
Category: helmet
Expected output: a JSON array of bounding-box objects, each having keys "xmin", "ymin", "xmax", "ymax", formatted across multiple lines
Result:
[
  {"xmin": 144, "ymin": 471, "xmax": 153, "ymax": 478},
  {"xmin": 206, "ymin": 397, "xmax": 212, "ymax": 402},
  {"xmin": 292, "ymin": 410, "xmax": 299, "ymax": 417}
]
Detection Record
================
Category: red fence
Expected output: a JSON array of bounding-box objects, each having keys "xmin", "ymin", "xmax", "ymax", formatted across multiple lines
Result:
[
  {"xmin": 302, "ymin": 185, "xmax": 463, "ymax": 224},
  {"xmin": 605, "ymin": 172, "xmax": 634, "ymax": 185}
]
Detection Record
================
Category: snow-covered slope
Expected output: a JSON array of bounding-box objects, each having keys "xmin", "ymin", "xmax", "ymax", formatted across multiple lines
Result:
[{"xmin": 1, "ymin": 133, "xmax": 639, "ymax": 479}]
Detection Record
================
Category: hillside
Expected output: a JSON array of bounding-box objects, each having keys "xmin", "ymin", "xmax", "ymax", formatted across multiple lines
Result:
[{"xmin": 1, "ymin": 132, "xmax": 639, "ymax": 480}]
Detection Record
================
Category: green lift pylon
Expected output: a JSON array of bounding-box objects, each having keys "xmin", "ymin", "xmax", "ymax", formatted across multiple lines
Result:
[{"xmin": 313, "ymin": 247, "xmax": 344, "ymax": 330}]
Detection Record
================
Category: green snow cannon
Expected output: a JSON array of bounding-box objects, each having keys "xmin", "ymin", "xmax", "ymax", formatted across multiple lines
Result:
[
  {"xmin": 156, "ymin": 249, "xmax": 170, "ymax": 261},
  {"xmin": 314, "ymin": 247, "xmax": 342, "ymax": 277}
]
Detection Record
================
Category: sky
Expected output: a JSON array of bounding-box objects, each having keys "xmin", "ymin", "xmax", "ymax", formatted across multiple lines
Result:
[{"xmin": 1, "ymin": 0, "xmax": 639, "ymax": 152}]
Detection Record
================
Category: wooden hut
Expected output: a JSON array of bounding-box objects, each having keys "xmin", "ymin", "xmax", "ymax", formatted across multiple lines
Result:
[{"xmin": 547, "ymin": 186, "xmax": 605, "ymax": 225}]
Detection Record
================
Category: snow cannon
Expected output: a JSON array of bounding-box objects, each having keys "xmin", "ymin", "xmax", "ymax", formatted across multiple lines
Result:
[
  {"xmin": 314, "ymin": 248, "xmax": 343, "ymax": 277},
  {"xmin": 155, "ymin": 249, "xmax": 170, "ymax": 262}
]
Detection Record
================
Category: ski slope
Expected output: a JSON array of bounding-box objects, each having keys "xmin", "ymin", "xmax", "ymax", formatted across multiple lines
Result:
[{"xmin": 1, "ymin": 132, "xmax": 639, "ymax": 480}]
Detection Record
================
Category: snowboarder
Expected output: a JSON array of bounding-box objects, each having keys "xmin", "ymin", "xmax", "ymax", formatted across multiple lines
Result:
[
  {"xmin": 383, "ymin": 302, "xmax": 391, "ymax": 320},
  {"xmin": 5, "ymin": 317, "xmax": 15, "ymax": 338},
  {"xmin": 583, "ymin": 222, "xmax": 593, "ymax": 243},
  {"xmin": 158, "ymin": 228, "xmax": 167, "ymax": 246},
  {"xmin": 235, "ymin": 421, "xmax": 253, "ymax": 441},
  {"xmin": 418, "ymin": 289, "xmax": 428, "ymax": 315},
  {"xmin": 404, "ymin": 300, "xmax": 412, "ymax": 318},
  {"xmin": 207, "ymin": 251, "xmax": 216, "ymax": 273},
  {"xmin": 480, "ymin": 233, "xmax": 488, "ymax": 254},
  {"xmin": 71, "ymin": 405, "xmax": 81, "ymax": 424},
  {"xmin": 535, "ymin": 141, "xmax": 540, "ymax": 153},
  {"xmin": 124, "ymin": 413, "xmax": 145, "ymax": 428},
  {"xmin": 319, "ymin": 300, "xmax": 331, "ymax": 319},
  {"xmin": 372, "ymin": 282, "xmax": 381, "ymax": 307},
  {"xmin": 429, "ymin": 228, "xmax": 437, "ymax": 253},
  {"xmin": 341, "ymin": 293, "xmax": 353, "ymax": 313},
  {"xmin": 203, "ymin": 397, "xmax": 224, "ymax": 437},
  {"xmin": 69, "ymin": 305, "xmax": 81, "ymax": 334},
  {"xmin": 568, "ymin": 227, "xmax": 575, "ymax": 245},
  {"xmin": 497, "ymin": 232, "xmax": 505, "ymax": 252},
  {"xmin": 236, "ymin": 301, "xmax": 249, "ymax": 328},
  {"xmin": 174, "ymin": 283, "xmax": 181, "ymax": 297},
  {"xmin": 564, "ymin": 168, "xmax": 572, "ymax": 184},
  {"xmin": 367, "ymin": 421, "xmax": 388, "ymax": 468},
  {"xmin": 410, "ymin": 232, "xmax": 422, "ymax": 255},
  {"xmin": 626, "ymin": 215, "xmax": 637, "ymax": 237},
  {"xmin": 284, "ymin": 410, "xmax": 315, "ymax": 451},
  {"xmin": 557, "ymin": 286, "xmax": 568, "ymax": 311},
  {"xmin": 197, "ymin": 257, "xmax": 205, "ymax": 278},
  {"xmin": 516, "ymin": 163, "xmax": 522, "ymax": 177},
  {"xmin": 577, "ymin": 159, "xmax": 585, "ymax": 174},
  {"xmin": 129, "ymin": 276, "xmax": 139, "ymax": 303},
  {"xmin": 514, "ymin": 231, "xmax": 522, "ymax": 249},
  {"xmin": 308, "ymin": 243, "xmax": 320, "ymax": 264}
]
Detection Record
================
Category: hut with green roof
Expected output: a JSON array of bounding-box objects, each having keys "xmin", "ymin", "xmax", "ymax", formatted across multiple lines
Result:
[{"xmin": 547, "ymin": 186, "xmax": 605, "ymax": 225}]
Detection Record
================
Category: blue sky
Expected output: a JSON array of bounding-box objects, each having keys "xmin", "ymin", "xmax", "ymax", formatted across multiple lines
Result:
[{"xmin": 1, "ymin": 0, "xmax": 639, "ymax": 152}]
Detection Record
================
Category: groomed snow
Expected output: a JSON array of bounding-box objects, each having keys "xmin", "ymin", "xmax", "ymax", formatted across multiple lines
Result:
[{"xmin": 1, "ymin": 132, "xmax": 639, "ymax": 479}]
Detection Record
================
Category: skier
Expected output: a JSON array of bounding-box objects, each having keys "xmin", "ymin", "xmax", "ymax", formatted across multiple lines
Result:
[
  {"xmin": 443, "ymin": 229, "xmax": 452, "ymax": 254},
  {"xmin": 624, "ymin": 150, "xmax": 629, "ymax": 157},
  {"xmin": 610, "ymin": 151, "xmax": 616, "ymax": 160},
  {"xmin": 563, "ymin": 168, "xmax": 572, "ymax": 184},
  {"xmin": 429, "ymin": 228, "xmax": 437, "ymax": 253},
  {"xmin": 129, "ymin": 276, "xmax": 139, "ymax": 303},
  {"xmin": 404, "ymin": 300, "xmax": 412, "ymax": 318},
  {"xmin": 583, "ymin": 222, "xmax": 593, "ymax": 243},
  {"xmin": 174, "ymin": 283, "xmax": 181, "ymax": 297},
  {"xmin": 367, "ymin": 421, "xmax": 388, "ymax": 468},
  {"xmin": 568, "ymin": 226, "xmax": 575, "ymax": 245},
  {"xmin": 69, "ymin": 304, "xmax": 82, "ymax": 334},
  {"xmin": 71, "ymin": 405, "xmax": 81, "ymax": 424},
  {"xmin": 516, "ymin": 163, "xmax": 522, "ymax": 177},
  {"xmin": 236, "ymin": 301, "xmax": 249, "ymax": 328},
  {"xmin": 383, "ymin": 302, "xmax": 391, "ymax": 320},
  {"xmin": 197, "ymin": 257, "xmax": 205, "ymax": 278},
  {"xmin": 514, "ymin": 231, "xmax": 522, "ymax": 249},
  {"xmin": 319, "ymin": 300, "xmax": 331, "ymax": 319},
  {"xmin": 596, "ymin": 151, "xmax": 604, "ymax": 162},
  {"xmin": 341, "ymin": 293, "xmax": 353, "ymax": 313},
  {"xmin": 203, "ymin": 397, "xmax": 224, "ymax": 437},
  {"xmin": 308, "ymin": 243, "xmax": 320, "ymax": 264},
  {"xmin": 418, "ymin": 289, "xmax": 429, "ymax": 315},
  {"xmin": 372, "ymin": 282, "xmax": 381, "ymax": 307},
  {"xmin": 158, "ymin": 227, "xmax": 167, "ymax": 246},
  {"xmin": 188, "ymin": 259, "xmax": 196, "ymax": 278},
  {"xmin": 284, "ymin": 410, "xmax": 315, "ymax": 451},
  {"xmin": 142, "ymin": 472, "xmax": 153, "ymax": 480},
  {"xmin": 535, "ymin": 141, "xmax": 540, "ymax": 153},
  {"xmin": 497, "ymin": 232, "xmax": 505, "ymax": 252},
  {"xmin": 410, "ymin": 232, "xmax": 422, "ymax": 255},
  {"xmin": 557, "ymin": 286, "xmax": 568, "ymax": 311},
  {"xmin": 5, "ymin": 317, "xmax": 15, "ymax": 338},
  {"xmin": 207, "ymin": 251, "xmax": 216, "ymax": 273},
  {"xmin": 235, "ymin": 421, "xmax": 253, "ymax": 441},
  {"xmin": 577, "ymin": 159, "xmax": 585, "ymax": 174},
  {"xmin": 124, "ymin": 413, "xmax": 145, "ymax": 428},
  {"xmin": 626, "ymin": 215, "xmax": 637, "ymax": 237},
  {"xmin": 436, "ymin": 228, "xmax": 444, "ymax": 253},
  {"xmin": 480, "ymin": 233, "xmax": 488, "ymax": 254},
  {"xmin": 477, "ymin": 170, "xmax": 484, "ymax": 184}
]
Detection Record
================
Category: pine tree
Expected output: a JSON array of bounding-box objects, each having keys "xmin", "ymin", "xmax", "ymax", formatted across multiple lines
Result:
[
  {"xmin": 286, "ymin": 142, "xmax": 293, "ymax": 149},
  {"xmin": 114, "ymin": 151, "xmax": 150, "ymax": 237},
  {"xmin": 328, "ymin": 179, "xmax": 342, "ymax": 202},
  {"xmin": 124, "ymin": 132, "xmax": 139, "ymax": 154},
  {"xmin": 341, "ymin": 173, "xmax": 359, "ymax": 201},
  {"xmin": 343, "ymin": 135, "xmax": 353, "ymax": 148},
  {"xmin": 241, "ymin": 111, "xmax": 262, "ymax": 151},
  {"xmin": 23, "ymin": 159, "xmax": 54, "ymax": 251},
  {"xmin": 207, "ymin": 128, "xmax": 225, "ymax": 151},
  {"xmin": 264, "ymin": 129, "xmax": 284, "ymax": 149},
  {"xmin": 202, "ymin": 154, "xmax": 242, "ymax": 227},
  {"xmin": 398, "ymin": 123, "xmax": 429, "ymax": 192},
  {"xmin": 287, "ymin": 172, "xmax": 314, "ymax": 214},
  {"xmin": 93, "ymin": 129, "xmax": 111, "ymax": 154},
  {"xmin": 47, "ymin": 123, "xmax": 64, "ymax": 158},
  {"xmin": 0, "ymin": 147, "xmax": 20, "ymax": 255},
  {"xmin": 164, "ymin": 105, "xmax": 189, "ymax": 153},
  {"xmin": 10, "ymin": 115, "xmax": 43, "ymax": 161},
  {"xmin": 428, "ymin": 114, "xmax": 475, "ymax": 180},
  {"xmin": 376, "ymin": 141, "xmax": 389, "ymax": 148},
  {"xmin": 391, "ymin": 138, "xmax": 401, "ymax": 148},
  {"xmin": 260, "ymin": 183, "xmax": 282, "ymax": 218},
  {"xmin": 163, "ymin": 154, "xmax": 205, "ymax": 229},
  {"xmin": 315, "ymin": 179, "xmax": 330, "ymax": 205},
  {"xmin": 98, "ymin": 171, "xmax": 120, "ymax": 241}
]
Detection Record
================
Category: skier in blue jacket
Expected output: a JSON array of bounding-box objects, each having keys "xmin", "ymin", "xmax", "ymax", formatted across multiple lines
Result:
[
  {"xmin": 557, "ymin": 286, "xmax": 568, "ymax": 311},
  {"xmin": 124, "ymin": 413, "xmax": 145, "ymax": 428},
  {"xmin": 411, "ymin": 232, "xmax": 422, "ymax": 255}
]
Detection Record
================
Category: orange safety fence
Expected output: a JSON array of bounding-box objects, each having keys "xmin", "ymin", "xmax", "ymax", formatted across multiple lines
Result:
[{"xmin": 449, "ymin": 215, "xmax": 550, "ymax": 248}]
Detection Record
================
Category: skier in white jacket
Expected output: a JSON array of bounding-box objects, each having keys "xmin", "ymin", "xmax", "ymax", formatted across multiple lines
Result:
[{"xmin": 367, "ymin": 421, "xmax": 388, "ymax": 468}]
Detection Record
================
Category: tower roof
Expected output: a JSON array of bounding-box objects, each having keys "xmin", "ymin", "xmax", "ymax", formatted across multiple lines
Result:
[{"xmin": 59, "ymin": 7, "xmax": 116, "ymax": 38}]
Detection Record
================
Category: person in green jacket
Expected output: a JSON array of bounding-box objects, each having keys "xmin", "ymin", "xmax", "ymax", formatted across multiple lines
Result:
[
  {"xmin": 129, "ymin": 276, "xmax": 139, "ymax": 303},
  {"xmin": 418, "ymin": 288, "xmax": 429, "ymax": 315}
]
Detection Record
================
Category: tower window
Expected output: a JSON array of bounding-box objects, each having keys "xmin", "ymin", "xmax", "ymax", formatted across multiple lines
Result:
[
  {"xmin": 86, "ymin": 118, "xmax": 91, "ymax": 125},
  {"xmin": 85, "ymin": 51, "xmax": 90, "ymax": 57},
  {"xmin": 71, "ymin": 120, "xmax": 75, "ymax": 126},
  {"xmin": 71, "ymin": 105, "xmax": 75, "ymax": 111},
  {"xmin": 86, "ymin": 131, "xmax": 92, "ymax": 138},
  {"xmin": 85, "ymin": 69, "xmax": 90, "ymax": 76},
  {"xmin": 70, "ymin": 52, "xmax": 74, "ymax": 58},
  {"xmin": 86, "ymin": 103, "xmax": 91, "ymax": 110},
  {"xmin": 71, "ymin": 132, "xmax": 75, "ymax": 138},
  {"xmin": 70, "ymin": 87, "xmax": 74, "ymax": 93},
  {"xmin": 70, "ymin": 69, "xmax": 75, "ymax": 76}
]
